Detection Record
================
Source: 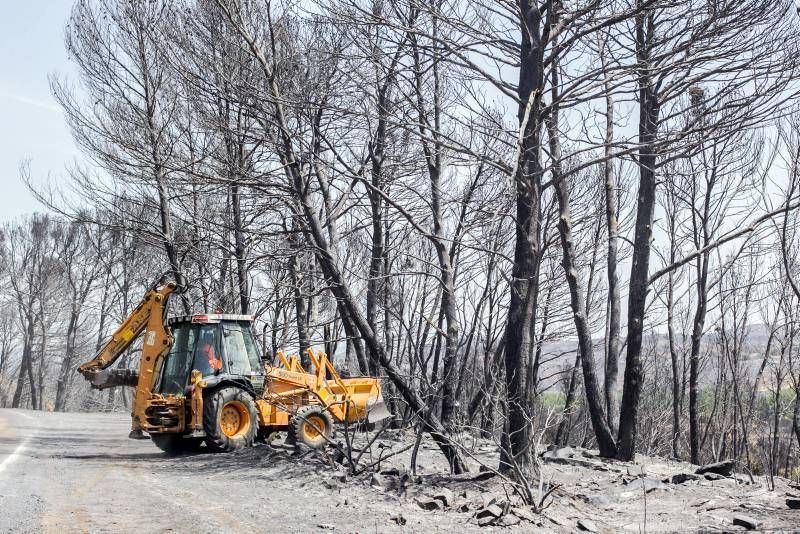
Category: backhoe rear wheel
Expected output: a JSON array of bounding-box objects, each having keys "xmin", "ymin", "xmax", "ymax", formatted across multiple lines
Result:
[
  {"xmin": 203, "ymin": 387, "xmax": 258, "ymax": 452},
  {"xmin": 289, "ymin": 405, "xmax": 334, "ymax": 450},
  {"xmin": 151, "ymin": 433, "xmax": 203, "ymax": 455}
]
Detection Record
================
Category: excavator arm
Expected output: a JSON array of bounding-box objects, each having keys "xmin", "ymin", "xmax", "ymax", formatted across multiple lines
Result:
[{"xmin": 77, "ymin": 279, "xmax": 178, "ymax": 433}]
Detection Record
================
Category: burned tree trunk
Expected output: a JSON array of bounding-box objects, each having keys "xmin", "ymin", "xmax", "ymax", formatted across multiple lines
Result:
[
  {"xmin": 547, "ymin": 83, "xmax": 618, "ymax": 456},
  {"xmin": 616, "ymin": 45, "xmax": 660, "ymax": 459},
  {"xmin": 600, "ymin": 34, "xmax": 621, "ymax": 431},
  {"xmin": 499, "ymin": 0, "xmax": 548, "ymax": 474}
]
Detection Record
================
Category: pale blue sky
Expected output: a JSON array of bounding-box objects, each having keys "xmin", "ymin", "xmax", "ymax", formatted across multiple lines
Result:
[{"xmin": 0, "ymin": 0, "xmax": 78, "ymax": 220}]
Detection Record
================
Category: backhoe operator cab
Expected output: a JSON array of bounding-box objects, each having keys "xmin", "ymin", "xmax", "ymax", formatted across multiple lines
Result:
[
  {"xmin": 149, "ymin": 314, "xmax": 265, "ymax": 454},
  {"xmin": 160, "ymin": 315, "xmax": 263, "ymax": 396}
]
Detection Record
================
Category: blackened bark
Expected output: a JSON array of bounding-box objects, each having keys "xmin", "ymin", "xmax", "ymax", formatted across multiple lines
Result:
[
  {"xmin": 310, "ymin": 112, "xmax": 368, "ymax": 376},
  {"xmin": 688, "ymin": 253, "xmax": 710, "ymax": 464},
  {"xmin": 666, "ymin": 269, "xmax": 681, "ymax": 458},
  {"xmin": 501, "ymin": 0, "xmax": 547, "ymax": 474},
  {"xmin": 409, "ymin": 15, "xmax": 460, "ymax": 429},
  {"xmin": 231, "ymin": 183, "xmax": 250, "ymax": 314},
  {"xmin": 291, "ymin": 169, "xmax": 468, "ymax": 473},
  {"xmin": 366, "ymin": 187, "xmax": 383, "ymax": 377},
  {"xmin": 546, "ymin": 12, "xmax": 616, "ymax": 456},
  {"xmin": 287, "ymin": 224, "xmax": 311, "ymax": 367},
  {"xmin": 54, "ymin": 306, "xmax": 80, "ymax": 411},
  {"xmin": 339, "ymin": 305, "xmax": 368, "ymax": 374},
  {"xmin": 503, "ymin": 150, "xmax": 541, "ymax": 473},
  {"xmin": 549, "ymin": 133, "xmax": 618, "ymax": 458},
  {"xmin": 292, "ymin": 274, "xmax": 310, "ymax": 364},
  {"xmin": 436, "ymin": 251, "xmax": 459, "ymax": 429},
  {"xmin": 12, "ymin": 314, "xmax": 36, "ymax": 409},
  {"xmin": 617, "ymin": 8, "xmax": 660, "ymax": 461},
  {"xmin": 600, "ymin": 39, "xmax": 621, "ymax": 430},
  {"xmin": 140, "ymin": 50, "xmax": 187, "ymax": 313},
  {"xmin": 688, "ymin": 144, "xmax": 715, "ymax": 464},
  {"xmin": 0, "ymin": 333, "xmax": 11, "ymax": 407},
  {"xmin": 366, "ymin": 93, "xmax": 385, "ymax": 377},
  {"xmin": 554, "ymin": 350, "xmax": 581, "ymax": 446},
  {"xmin": 27, "ymin": 342, "xmax": 38, "ymax": 410},
  {"xmin": 793, "ymin": 383, "xmax": 800, "ymax": 450},
  {"xmin": 216, "ymin": 2, "xmax": 468, "ymax": 470},
  {"xmin": 664, "ymin": 185, "xmax": 682, "ymax": 459}
]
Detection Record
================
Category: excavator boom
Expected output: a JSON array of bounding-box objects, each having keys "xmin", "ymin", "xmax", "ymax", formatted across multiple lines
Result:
[{"xmin": 77, "ymin": 280, "xmax": 178, "ymax": 433}]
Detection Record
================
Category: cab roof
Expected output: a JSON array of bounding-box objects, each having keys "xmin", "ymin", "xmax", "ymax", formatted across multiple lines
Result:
[{"xmin": 167, "ymin": 314, "xmax": 254, "ymax": 325}]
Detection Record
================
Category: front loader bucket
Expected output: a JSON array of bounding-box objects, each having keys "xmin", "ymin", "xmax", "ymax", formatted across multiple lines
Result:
[
  {"xmin": 366, "ymin": 394, "xmax": 391, "ymax": 424},
  {"xmin": 265, "ymin": 349, "xmax": 392, "ymax": 427}
]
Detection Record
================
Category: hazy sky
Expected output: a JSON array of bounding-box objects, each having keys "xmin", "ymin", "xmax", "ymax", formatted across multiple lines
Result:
[{"xmin": 0, "ymin": 1, "xmax": 78, "ymax": 220}]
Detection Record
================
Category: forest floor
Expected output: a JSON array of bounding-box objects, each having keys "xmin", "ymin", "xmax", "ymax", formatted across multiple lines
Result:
[{"xmin": 0, "ymin": 408, "xmax": 798, "ymax": 533}]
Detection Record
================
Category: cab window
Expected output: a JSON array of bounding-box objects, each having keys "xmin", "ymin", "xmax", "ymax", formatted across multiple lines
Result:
[
  {"xmin": 193, "ymin": 325, "xmax": 223, "ymax": 377},
  {"xmin": 160, "ymin": 324, "xmax": 196, "ymax": 394},
  {"xmin": 223, "ymin": 323, "xmax": 261, "ymax": 375}
]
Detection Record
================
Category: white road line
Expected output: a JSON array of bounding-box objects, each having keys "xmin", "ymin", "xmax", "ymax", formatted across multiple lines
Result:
[{"xmin": 0, "ymin": 411, "xmax": 34, "ymax": 476}]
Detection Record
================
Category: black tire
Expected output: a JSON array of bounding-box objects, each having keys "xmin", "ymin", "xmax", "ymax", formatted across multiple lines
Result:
[
  {"xmin": 203, "ymin": 386, "xmax": 258, "ymax": 452},
  {"xmin": 289, "ymin": 405, "xmax": 334, "ymax": 450},
  {"xmin": 151, "ymin": 433, "xmax": 203, "ymax": 455},
  {"xmin": 181, "ymin": 437, "xmax": 205, "ymax": 453}
]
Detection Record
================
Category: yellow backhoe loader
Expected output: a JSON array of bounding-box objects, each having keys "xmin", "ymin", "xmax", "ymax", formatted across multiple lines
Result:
[{"xmin": 77, "ymin": 275, "xmax": 389, "ymax": 454}]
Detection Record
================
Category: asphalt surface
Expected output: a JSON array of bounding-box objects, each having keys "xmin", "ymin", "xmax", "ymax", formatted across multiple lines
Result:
[
  {"xmin": 0, "ymin": 410, "xmax": 43, "ymax": 531},
  {"xmin": 0, "ymin": 408, "xmax": 471, "ymax": 534},
  {"xmin": 0, "ymin": 408, "xmax": 280, "ymax": 533}
]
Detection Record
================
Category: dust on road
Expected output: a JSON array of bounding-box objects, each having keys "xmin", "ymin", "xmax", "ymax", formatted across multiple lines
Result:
[{"xmin": 0, "ymin": 408, "xmax": 474, "ymax": 534}]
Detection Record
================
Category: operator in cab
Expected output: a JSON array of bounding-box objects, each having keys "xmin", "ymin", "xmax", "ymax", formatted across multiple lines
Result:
[{"xmin": 197, "ymin": 329, "xmax": 223, "ymax": 375}]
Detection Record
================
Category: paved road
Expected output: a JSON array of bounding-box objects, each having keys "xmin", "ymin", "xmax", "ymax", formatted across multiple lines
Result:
[
  {"xmin": 0, "ymin": 408, "xmax": 286, "ymax": 533},
  {"xmin": 0, "ymin": 409, "xmax": 43, "ymax": 531},
  {"xmin": 0, "ymin": 408, "xmax": 466, "ymax": 534}
]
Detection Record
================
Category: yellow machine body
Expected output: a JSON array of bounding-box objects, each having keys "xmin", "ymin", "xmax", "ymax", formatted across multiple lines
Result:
[
  {"xmin": 256, "ymin": 349, "xmax": 386, "ymax": 429},
  {"xmin": 77, "ymin": 277, "xmax": 388, "ymax": 449}
]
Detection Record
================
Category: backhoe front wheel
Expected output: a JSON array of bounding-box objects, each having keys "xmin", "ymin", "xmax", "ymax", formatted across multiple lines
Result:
[
  {"xmin": 289, "ymin": 405, "xmax": 334, "ymax": 450},
  {"xmin": 204, "ymin": 387, "xmax": 258, "ymax": 452}
]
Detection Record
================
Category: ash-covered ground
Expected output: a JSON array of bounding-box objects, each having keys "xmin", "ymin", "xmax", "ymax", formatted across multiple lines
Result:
[{"xmin": 0, "ymin": 409, "xmax": 797, "ymax": 533}]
